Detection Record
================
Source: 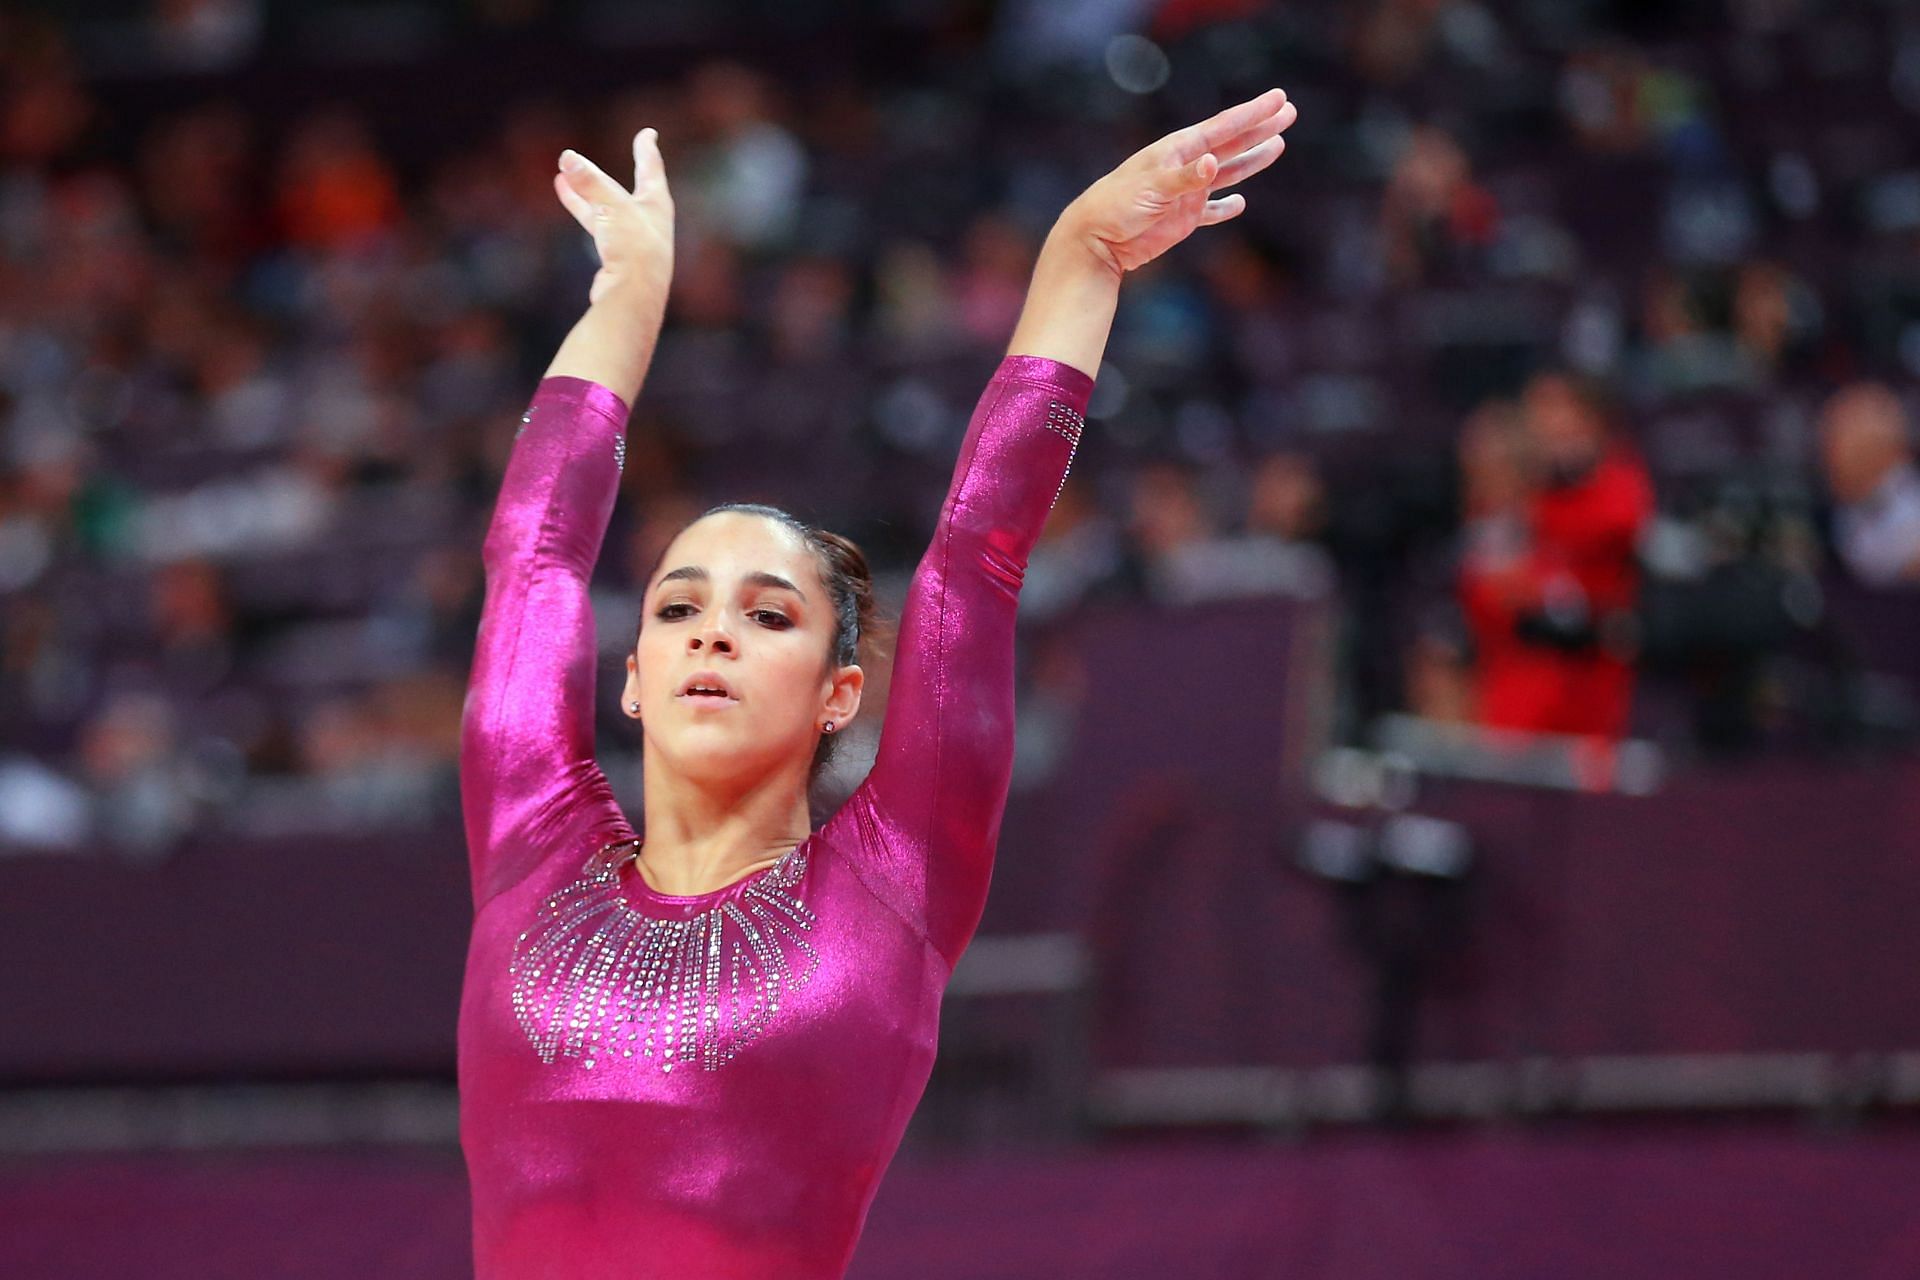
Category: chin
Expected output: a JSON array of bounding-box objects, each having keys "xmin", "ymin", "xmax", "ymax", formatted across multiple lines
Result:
[{"xmin": 651, "ymin": 724, "xmax": 802, "ymax": 786}]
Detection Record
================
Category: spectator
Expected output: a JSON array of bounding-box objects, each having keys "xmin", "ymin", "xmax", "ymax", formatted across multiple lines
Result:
[
  {"xmin": 0, "ymin": 17, "xmax": 92, "ymax": 166},
  {"xmin": 1124, "ymin": 461, "xmax": 1222, "ymax": 604},
  {"xmin": 769, "ymin": 256, "xmax": 855, "ymax": 365},
  {"xmin": 1454, "ymin": 397, "xmax": 1553, "ymax": 727},
  {"xmin": 1820, "ymin": 382, "xmax": 1920, "ymax": 588},
  {"xmin": 1460, "ymin": 373, "xmax": 1653, "ymax": 738},
  {"xmin": 953, "ymin": 212, "xmax": 1037, "ymax": 351},
  {"xmin": 148, "ymin": 558, "xmax": 236, "ymax": 697},
  {"xmin": 78, "ymin": 690, "xmax": 196, "ymax": 857},
  {"xmin": 873, "ymin": 238, "xmax": 958, "ymax": 356},
  {"xmin": 1379, "ymin": 125, "xmax": 1499, "ymax": 287},
  {"xmin": 1237, "ymin": 451, "xmax": 1337, "ymax": 598},
  {"xmin": 680, "ymin": 62, "xmax": 807, "ymax": 253},
  {"xmin": 274, "ymin": 111, "xmax": 401, "ymax": 252},
  {"xmin": 1116, "ymin": 456, "xmax": 1333, "ymax": 606},
  {"xmin": 1021, "ymin": 479, "xmax": 1124, "ymax": 625}
]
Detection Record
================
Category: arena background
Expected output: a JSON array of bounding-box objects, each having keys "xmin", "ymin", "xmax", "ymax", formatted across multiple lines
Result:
[{"xmin": 6, "ymin": 0, "xmax": 1920, "ymax": 1275}]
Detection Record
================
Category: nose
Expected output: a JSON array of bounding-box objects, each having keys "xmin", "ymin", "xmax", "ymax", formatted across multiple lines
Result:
[{"xmin": 690, "ymin": 614, "xmax": 734, "ymax": 655}]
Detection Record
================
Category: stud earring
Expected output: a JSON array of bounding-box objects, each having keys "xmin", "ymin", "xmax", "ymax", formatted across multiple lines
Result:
[
  {"xmin": 629, "ymin": 701, "xmax": 641, "ymax": 713},
  {"xmin": 823, "ymin": 721, "xmax": 835, "ymax": 734}
]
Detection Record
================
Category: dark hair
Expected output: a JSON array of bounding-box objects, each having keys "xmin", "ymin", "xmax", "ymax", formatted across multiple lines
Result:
[{"xmin": 641, "ymin": 502, "xmax": 883, "ymax": 775}]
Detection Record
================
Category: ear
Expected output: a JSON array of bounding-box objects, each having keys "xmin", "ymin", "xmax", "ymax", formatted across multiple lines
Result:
[
  {"xmin": 821, "ymin": 663, "xmax": 864, "ymax": 730},
  {"xmin": 622, "ymin": 652, "xmax": 642, "ymax": 718}
]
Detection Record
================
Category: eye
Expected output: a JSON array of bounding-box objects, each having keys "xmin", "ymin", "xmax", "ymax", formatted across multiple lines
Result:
[
  {"xmin": 750, "ymin": 608, "xmax": 794, "ymax": 630},
  {"xmin": 654, "ymin": 601, "xmax": 697, "ymax": 622}
]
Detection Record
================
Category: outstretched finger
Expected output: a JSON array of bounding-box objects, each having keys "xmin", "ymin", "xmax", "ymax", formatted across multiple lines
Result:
[
  {"xmin": 1198, "ymin": 194, "xmax": 1247, "ymax": 227},
  {"xmin": 1172, "ymin": 87, "xmax": 1288, "ymax": 162},
  {"xmin": 559, "ymin": 148, "xmax": 630, "ymax": 206},
  {"xmin": 1211, "ymin": 133, "xmax": 1285, "ymax": 191},
  {"xmin": 553, "ymin": 171, "xmax": 597, "ymax": 231},
  {"xmin": 1210, "ymin": 100, "xmax": 1299, "ymax": 172},
  {"xmin": 631, "ymin": 127, "xmax": 662, "ymax": 192}
]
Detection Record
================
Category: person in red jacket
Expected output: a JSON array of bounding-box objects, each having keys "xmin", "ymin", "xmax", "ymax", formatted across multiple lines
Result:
[{"xmin": 1459, "ymin": 372, "xmax": 1654, "ymax": 739}]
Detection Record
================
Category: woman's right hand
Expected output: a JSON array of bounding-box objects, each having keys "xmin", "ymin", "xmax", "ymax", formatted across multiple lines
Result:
[{"xmin": 553, "ymin": 128, "xmax": 675, "ymax": 310}]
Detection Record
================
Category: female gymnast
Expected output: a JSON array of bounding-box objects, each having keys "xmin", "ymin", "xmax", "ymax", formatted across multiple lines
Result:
[{"xmin": 458, "ymin": 86, "xmax": 1297, "ymax": 1278}]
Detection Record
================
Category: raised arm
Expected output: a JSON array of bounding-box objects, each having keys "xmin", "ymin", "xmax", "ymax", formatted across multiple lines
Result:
[
  {"xmin": 845, "ymin": 89, "xmax": 1299, "ymax": 965},
  {"xmin": 460, "ymin": 129, "xmax": 674, "ymax": 906}
]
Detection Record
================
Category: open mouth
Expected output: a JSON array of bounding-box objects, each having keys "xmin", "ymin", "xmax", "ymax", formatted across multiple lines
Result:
[{"xmin": 677, "ymin": 672, "xmax": 738, "ymax": 704}]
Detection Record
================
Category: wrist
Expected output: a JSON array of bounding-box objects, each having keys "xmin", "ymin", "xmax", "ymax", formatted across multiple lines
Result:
[
  {"xmin": 1005, "ymin": 218, "xmax": 1122, "ymax": 380},
  {"xmin": 1039, "ymin": 216, "xmax": 1124, "ymax": 287},
  {"xmin": 592, "ymin": 272, "xmax": 671, "ymax": 324}
]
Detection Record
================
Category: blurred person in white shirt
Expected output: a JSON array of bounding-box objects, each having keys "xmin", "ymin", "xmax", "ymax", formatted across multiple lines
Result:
[{"xmin": 1820, "ymin": 382, "xmax": 1920, "ymax": 588}]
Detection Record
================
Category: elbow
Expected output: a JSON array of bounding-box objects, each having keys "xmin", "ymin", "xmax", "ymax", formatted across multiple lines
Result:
[
  {"xmin": 458, "ymin": 689, "xmax": 498, "ymax": 781},
  {"xmin": 480, "ymin": 521, "xmax": 515, "ymax": 578}
]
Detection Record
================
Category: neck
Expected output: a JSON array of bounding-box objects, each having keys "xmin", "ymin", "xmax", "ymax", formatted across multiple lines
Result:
[{"xmin": 637, "ymin": 745, "xmax": 813, "ymax": 895}]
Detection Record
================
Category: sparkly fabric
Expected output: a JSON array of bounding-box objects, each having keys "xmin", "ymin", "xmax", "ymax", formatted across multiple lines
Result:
[
  {"xmin": 508, "ymin": 838, "xmax": 819, "ymax": 1074},
  {"xmin": 459, "ymin": 358, "xmax": 1093, "ymax": 1278}
]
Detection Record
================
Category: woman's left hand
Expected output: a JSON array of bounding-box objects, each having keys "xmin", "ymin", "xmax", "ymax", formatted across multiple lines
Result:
[{"xmin": 1057, "ymin": 87, "xmax": 1297, "ymax": 278}]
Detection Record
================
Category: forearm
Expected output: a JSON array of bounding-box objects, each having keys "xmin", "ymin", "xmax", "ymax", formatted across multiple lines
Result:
[
  {"xmin": 1005, "ymin": 223, "xmax": 1121, "ymax": 382},
  {"xmin": 465, "ymin": 375, "xmax": 629, "ymax": 900},
  {"xmin": 542, "ymin": 280, "xmax": 668, "ymax": 409},
  {"xmin": 858, "ymin": 356, "xmax": 1091, "ymax": 962}
]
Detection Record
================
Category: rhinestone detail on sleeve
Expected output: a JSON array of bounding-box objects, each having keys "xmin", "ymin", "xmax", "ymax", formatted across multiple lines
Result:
[{"xmin": 1043, "ymin": 400, "xmax": 1084, "ymax": 509}]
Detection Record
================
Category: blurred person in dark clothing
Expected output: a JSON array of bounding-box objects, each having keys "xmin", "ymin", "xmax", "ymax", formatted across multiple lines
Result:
[
  {"xmin": 1144, "ymin": 451, "xmax": 1338, "ymax": 606},
  {"xmin": 1121, "ymin": 460, "xmax": 1210, "ymax": 596},
  {"xmin": 1820, "ymin": 382, "xmax": 1920, "ymax": 589},
  {"xmin": 148, "ymin": 558, "xmax": 237, "ymax": 697},
  {"xmin": 1379, "ymin": 124, "xmax": 1499, "ymax": 287},
  {"xmin": 1121, "ymin": 460, "xmax": 1243, "ymax": 605},
  {"xmin": 1020, "ymin": 478, "xmax": 1124, "ymax": 626},
  {"xmin": 1459, "ymin": 372, "xmax": 1653, "ymax": 738},
  {"xmin": 1241, "ymin": 451, "xmax": 1335, "ymax": 594}
]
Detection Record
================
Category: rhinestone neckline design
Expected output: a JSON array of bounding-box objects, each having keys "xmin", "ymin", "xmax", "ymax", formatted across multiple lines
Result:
[{"xmin": 509, "ymin": 840, "xmax": 819, "ymax": 1074}]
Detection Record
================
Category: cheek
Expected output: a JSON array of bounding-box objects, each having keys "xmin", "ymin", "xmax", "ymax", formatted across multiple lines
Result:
[
  {"xmin": 634, "ymin": 628, "xmax": 676, "ymax": 699},
  {"xmin": 758, "ymin": 640, "xmax": 833, "ymax": 716}
]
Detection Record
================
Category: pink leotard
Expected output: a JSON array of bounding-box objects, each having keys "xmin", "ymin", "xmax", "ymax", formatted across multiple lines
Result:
[{"xmin": 458, "ymin": 355, "xmax": 1092, "ymax": 1278}]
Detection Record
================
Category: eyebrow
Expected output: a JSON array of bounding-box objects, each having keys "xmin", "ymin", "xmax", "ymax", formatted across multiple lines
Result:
[{"xmin": 656, "ymin": 565, "xmax": 807, "ymax": 601}]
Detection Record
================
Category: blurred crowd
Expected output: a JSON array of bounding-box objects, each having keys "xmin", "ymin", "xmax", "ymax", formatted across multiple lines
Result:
[{"xmin": 4, "ymin": 0, "xmax": 1920, "ymax": 854}]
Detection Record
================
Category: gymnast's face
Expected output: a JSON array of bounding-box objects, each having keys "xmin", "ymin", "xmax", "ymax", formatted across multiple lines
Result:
[{"xmin": 625, "ymin": 512, "xmax": 862, "ymax": 787}]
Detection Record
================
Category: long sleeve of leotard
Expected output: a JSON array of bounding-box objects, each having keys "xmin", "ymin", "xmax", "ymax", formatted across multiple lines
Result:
[
  {"xmin": 460, "ymin": 376, "xmax": 634, "ymax": 907},
  {"xmin": 832, "ymin": 354, "xmax": 1092, "ymax": 967}
]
